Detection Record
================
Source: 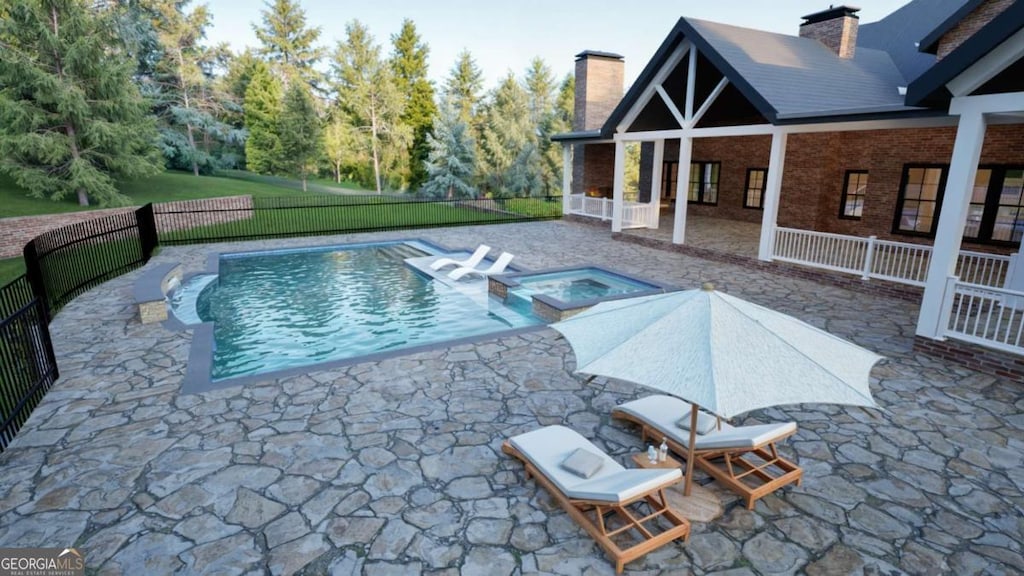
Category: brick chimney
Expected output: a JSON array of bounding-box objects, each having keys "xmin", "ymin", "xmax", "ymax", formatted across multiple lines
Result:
[
  {"xmin": 800, "ymin": 5, "xmax": 860, "ymax": 59},
  {"xmin": 573, "ymin": 50, "xmax": 625, "ymax": 131}
]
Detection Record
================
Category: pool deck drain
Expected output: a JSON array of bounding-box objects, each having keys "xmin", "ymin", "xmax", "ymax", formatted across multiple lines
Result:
[{"xmin": 0, "ymin": 220, "xmax": 1021, "ymax": 575}]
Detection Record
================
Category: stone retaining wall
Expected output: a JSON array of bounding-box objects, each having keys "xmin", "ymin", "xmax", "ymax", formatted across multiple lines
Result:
[{"xmin": 0, "ymin": 196, "xmax": 255, "ymax": 258}]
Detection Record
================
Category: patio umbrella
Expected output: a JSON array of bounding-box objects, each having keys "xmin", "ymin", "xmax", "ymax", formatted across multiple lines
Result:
[{"xmin": 550, "ymin": 283, "xmax": 883, "ymax": 494}]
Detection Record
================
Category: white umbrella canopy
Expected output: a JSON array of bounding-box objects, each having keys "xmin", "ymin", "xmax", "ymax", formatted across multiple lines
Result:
[{"xmin": 551, "ymin": 285, "xmax": 883, "ymax": 420}]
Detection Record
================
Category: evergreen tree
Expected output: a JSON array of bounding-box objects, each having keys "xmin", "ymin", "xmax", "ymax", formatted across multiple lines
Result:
[
  {"xmin": 253, "ymin": 0, "xmax": 324, "ymax": 90},
  {"xmin": 331, "ymin": 20, "xmax": 409, "ymax": 193},
  {"xmin": 390, "ymin": 19, "xmax": 436, "ymax": 191},
  {"xmin": 478, "ymin": 73, "xmax": 535, "ymax": 197},
  {"xmin": 278, "ymin": 83, "xmax": 321, "ymax": 191},
  {"xmin": 148, "ymin": 0, "xmax": 230, "ymax": 175},
  {"xmin": 524, "ymin": 57, "xmax": 554, "ymax": 127},
  {"xmin": 443, "ymin": 50, "xmax": 483, "ymax": 127},
  {"xmin": 243, "ymin": 60, "xmax": 283, "ymax": 174},
  {"xmin": 538, "ymin": 73, "xmax": 575, "ymax": 196},
  {"xmin": 0, "ymin": 0, "xmax": 162, "ymax": 207},
  {"xmin": 221, "ymin": 49, "xmax": 262, "ymax": 129},
  {"xmin": 421, "ymin": 97, "xmax": 477, "ymax": 200}
]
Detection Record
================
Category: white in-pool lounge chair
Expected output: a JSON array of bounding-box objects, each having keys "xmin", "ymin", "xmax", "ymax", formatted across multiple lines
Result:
[
  {"xmin": 429, "ymin": 244, "xmax": 491, "ymax": 271},
  {"xmin": 612, "ymin": 395, "xmax": 802, "ymax": 510},
  {"xmin": 447, "ymin": 251, "xmax": 514, "ymax": 281},
  {"xmin": 502, "ymin": 425, "xmax": 690, "ymax": 574}
]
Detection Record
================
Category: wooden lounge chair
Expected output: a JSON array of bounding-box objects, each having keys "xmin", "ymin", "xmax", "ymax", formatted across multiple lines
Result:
[
  {"xmin": 502, "ymin": 425, "xmax": 690, "ymax": 574},
  {"xmin": 612, "ymin": 395, "xmax": 803, "ymax": 510},
  {"xmin": 429, "ymin": 244, "xmax": 491, "ymax": 271}
]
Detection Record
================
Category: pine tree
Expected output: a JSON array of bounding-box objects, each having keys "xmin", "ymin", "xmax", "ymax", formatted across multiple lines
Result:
[
  {"xmin": 0, "ymin": 0, "xmax": 162, "ymax": 207},
  {"xmin": 331, "ymin": 20, "xmax": 409, "ymax": 193},
  {"xmin": 243, "ymin": 60, "xmax": 283, "ymax": 174},
  {"xmin": 390, "ymin": 19, "xmax": 436, "ymax": 191},
  {"xmin": 278, "ymin": 83, "xmax": 321, "ymax": 191},
  {"xmin": 253, "ymin": 0, "xmax": 324, "ymax": 90},
  {"xmin": 422, "ymin": 98, "xmax": 477, "ymax": 200},
  {"xmin": 478, "ymin": 73, "xmax": 535, "ymax": 197},
  {"xmin": 443, "ymin": 50, "xmax": 483, "ymax": 127},
  {"xmin": 538, "ymin": 73, "xmax": 575, "ymax": 196},
  {"xmin": 525, "ymin": 57, "xmax": 555, "ymax": 127}
]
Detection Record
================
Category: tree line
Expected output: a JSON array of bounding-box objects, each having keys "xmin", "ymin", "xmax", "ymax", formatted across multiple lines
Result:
[{"xmin": 0, "ymin": 0, "xmax": 573, "ymax": 206}]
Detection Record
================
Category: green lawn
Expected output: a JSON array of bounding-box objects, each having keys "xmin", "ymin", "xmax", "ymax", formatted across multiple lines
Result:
[
  {"xmin": 0, "ymin": 170, "xmax": 377, "ymax": 218},
  {"xmin": 0, "ymin": 258, "xmax": 25, "ymax": 286}
]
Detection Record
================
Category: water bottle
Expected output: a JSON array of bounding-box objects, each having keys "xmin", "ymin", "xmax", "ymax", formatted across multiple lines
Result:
[
  {"xmin": 659, "ymin": 438, "xmax": 668, "ymax": 462},
  {"xmin": 647, "ymin": 445, "xmax": 658, "ymax": 464}
]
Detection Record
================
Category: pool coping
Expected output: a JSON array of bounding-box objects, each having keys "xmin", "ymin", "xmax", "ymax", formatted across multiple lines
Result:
[{"xmin": 167, "ymin": 238, "xmax": 537, "ymax": 395}]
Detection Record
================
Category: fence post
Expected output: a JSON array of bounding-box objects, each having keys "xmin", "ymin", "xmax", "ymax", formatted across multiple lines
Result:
[
  {"xmin": 861, "ymin": 235, "xmax": 877, "ymax": 280},
  {"xmin": 937, "ymin": 275, "xmax": 960, "ymax": 339},
  {"xmin": 22, "ymin": 240, "xmax": 50, "ymax": 323},
  {"xmin": 136, "ymin": 203, "xmax": 159, "ymax": 261}
]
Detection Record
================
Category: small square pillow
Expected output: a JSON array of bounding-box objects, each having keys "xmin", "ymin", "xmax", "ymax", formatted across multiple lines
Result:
[
  {"xmin": 677, "ymin": 411, "xmax": 719, "ymax": 435},
  {"xmin": 561, "ymin": 448, "xmax": 604, "ymax": 479}
]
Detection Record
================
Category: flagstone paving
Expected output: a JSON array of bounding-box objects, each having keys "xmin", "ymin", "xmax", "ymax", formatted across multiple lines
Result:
[{"xmin": 0, "ymin": 220, "xmax": 1021, "ymax": 575}]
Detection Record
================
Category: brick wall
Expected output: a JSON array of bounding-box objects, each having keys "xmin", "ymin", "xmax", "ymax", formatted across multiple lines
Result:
[
  {"xmin": 624, "ymin": 124, "xmax": 1023, "ymax": 255},
  {"xmin": 913, "ymin": 336, "xmax": 1024, "ymax": 382},
  {"xmin": 0, "ymin": 196, "xmax": 255, "ymax": 259},
  {"xmin": 936, "ymin": 0, "xmax": 1015, "ymax": 60},
  {"xmin": 0, "ymin": 208, "xmax": 136, "ymax": 258},
  {"xmin": 574, "ymin": 54, "xmax": 625, "ymax": 132}
]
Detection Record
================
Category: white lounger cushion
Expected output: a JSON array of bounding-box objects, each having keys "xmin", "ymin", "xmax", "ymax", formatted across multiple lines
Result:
[
  {"xmin": 615, "ymin": 395, "xmax": 796, "ymax": 451},
  {"xmin": 509, "ymin": 425, "xmax": 681, "ymax": 503}
]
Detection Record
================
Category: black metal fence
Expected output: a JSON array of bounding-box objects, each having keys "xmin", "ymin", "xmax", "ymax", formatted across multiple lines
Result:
[
  {"xmin": 0, "ymin": 276, "xmax": 58, "ymax": 451},
  {"xmin": 0, "ymin": 193, "xmax": 562, "ymax": 452}
]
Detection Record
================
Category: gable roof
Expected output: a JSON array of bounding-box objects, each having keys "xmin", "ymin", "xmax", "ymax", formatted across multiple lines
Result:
[
  {"xmin": 906, "ymin": 1, "xmax": 1024, "ymax": 106},
  {"xmin": 857, "ymin": 0, "xmax": 972, "ymax": 83},
  {"xmin": 593, "ymin": 17, "xmax": 935, "ymax": 139}
]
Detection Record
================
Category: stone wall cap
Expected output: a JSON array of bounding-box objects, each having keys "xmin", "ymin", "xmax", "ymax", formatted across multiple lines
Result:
[{"xmin": 575, "ymin": 50, "xmax": 625, "ymax": 61}]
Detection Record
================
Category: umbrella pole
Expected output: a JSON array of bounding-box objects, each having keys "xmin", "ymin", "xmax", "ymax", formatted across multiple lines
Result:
[{"xmin": 684, "ymin": 403, "xmax": 699, "ymax": 497}]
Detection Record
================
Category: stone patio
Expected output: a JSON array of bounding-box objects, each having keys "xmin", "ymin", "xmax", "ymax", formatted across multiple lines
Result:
[{"xmin": 0, "ymin": 220, "xmax": 1021, "ymax": 575}]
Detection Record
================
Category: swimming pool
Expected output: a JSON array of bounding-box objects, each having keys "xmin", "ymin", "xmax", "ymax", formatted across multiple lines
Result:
[{"xmin": 170, "ymin": 241, "xmax": 540, "ymax": 383}]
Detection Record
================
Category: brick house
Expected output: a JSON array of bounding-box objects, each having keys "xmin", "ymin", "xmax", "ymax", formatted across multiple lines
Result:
[{"xmin": 554, "ymin": 0, "xmax": 1024, "ymax": 364}]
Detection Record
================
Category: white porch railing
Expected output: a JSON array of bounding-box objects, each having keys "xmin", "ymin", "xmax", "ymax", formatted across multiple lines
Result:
[
  {"xmin": 567, "ymin": 194, "xmax": 658, "ymax": 229},
  {"xmin": 773, "ymin": 227, "xmax": 1012, "ymax": 288},
  {"xmin": 943, "ymin": 277, "xmax": 1024, "ymax": 355}
]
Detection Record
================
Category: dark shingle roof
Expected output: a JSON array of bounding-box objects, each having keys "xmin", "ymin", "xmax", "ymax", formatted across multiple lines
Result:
[{"xmin": 858, "ymin": 0, "xmax": 972, "ymax": 83}]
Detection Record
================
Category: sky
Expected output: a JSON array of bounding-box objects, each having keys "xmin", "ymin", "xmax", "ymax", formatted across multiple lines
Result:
[{"xmin": 203, "ymin": 0, "xmax": 912, "ymax": 90}]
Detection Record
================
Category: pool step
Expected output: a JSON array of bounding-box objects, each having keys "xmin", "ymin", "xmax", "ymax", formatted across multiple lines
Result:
[{"xmin": 381, "ymin": 243, "xmax": 427, "ymax": 261}]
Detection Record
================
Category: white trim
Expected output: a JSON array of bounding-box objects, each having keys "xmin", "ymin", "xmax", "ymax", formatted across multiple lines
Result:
[
  {"xmin": 672, "ymin": 138, "xmax": 693, "ymax": 244},
  {"xmin": 561, "ymin": 144, "xmax": 573, "ymax": 215},
  {"xmin": 650, "ymin": 140, "xmax": 665, "ymax": 229},
  {"xmin": 917, "ymin": 111, "xmax": 987, "ymax": 339},
  {"xmin": 616, "ymin": 42, "xmax": 690, "ymax": 133},
  {"xmin": 685, "ymin": 46, "xmax": 698, "ymax": 120},
  {"xmin": 946, "ymin": 27, "xmax": 1024, "ymax": 98},
  {"xmin": 689, "ymin": 124, "xmax": 779, "ymax": 137},
  {"xmin": 950, "ymin": 93, "xmax": 1024, "ymax": 116},
  {"xmin": 656, "ymin": 85, "xmax": 686, "ymax": 129},
  {"xmin": 611, "ymin": 139, "xmax": 626, "ymax": 232},
  {"xmin": 758, "ymin": 132, "xmax": 787, "ymax": 261},
  {"xmin": 690, "ymin": 77, "xmax": 729, "ymax": 127},
  {"xmin": 783, "ymin": 116, "xmax": 958, "ymax": 133}
]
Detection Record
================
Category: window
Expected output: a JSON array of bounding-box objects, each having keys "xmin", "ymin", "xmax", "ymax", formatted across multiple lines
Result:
[
  {"xmin": 661, "ymin": 161, "xmax": 678, "ymax": 200},
  {"xmin": 894, "ymin": 164, "xmax": 1024, "ymax": 244},
  {"xmin": 894, "ymin": 165, "xmax": 945, "ymax": 235},
  {"xmin": 840, "ymin": 171, "xmax": 868, "ymax": 219},
  {"xmin": 688, "ymin": 162, "xmax": 720, "ymax": 205},
  {"xmin": 744, "ymin": 168, "xmax": 767, "ymax": 209}
]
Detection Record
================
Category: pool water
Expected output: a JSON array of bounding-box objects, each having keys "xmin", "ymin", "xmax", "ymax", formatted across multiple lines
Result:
[
  {"xmin": 508, "ymin": 268, "xmax": 657, "ymax": 303},
  {"xmin": 172, "ymin": 241, "xmax": 540, "ymax": 381}
]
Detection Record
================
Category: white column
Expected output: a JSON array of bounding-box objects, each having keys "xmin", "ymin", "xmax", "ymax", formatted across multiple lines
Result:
[
  {"xmin": 917, "ymin": 110, "xmax": 987, "ymax": 338},
  {"xmin": 649, "ymin": 140, "xmax": 665, "ymax": 229},
  {"xmin": 611, "ymin": 139, "xmax": 626, "ymax": 232},
  {"xmin": 672, "ymin": 137, "xmax": 693, "ymax": 244},
  {"xmin": 561, "ymin": 144, "xmax": 573, "ymax": 215},
  {"xmin": 758, "ymin": 131, "xmax": 788, "ymax": 261}
]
